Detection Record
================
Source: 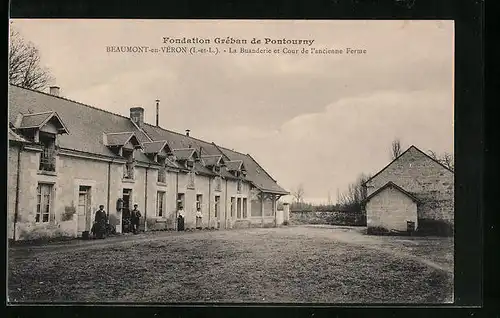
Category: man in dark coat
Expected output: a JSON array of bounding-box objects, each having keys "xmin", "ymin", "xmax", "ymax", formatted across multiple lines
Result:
[
  {"xmin": 131, "ymin": 204, "xmax": 142, "ymax": 234},
  {"xmin": 93, "ymin": 205, "xmax": 107, "ymax": 239}
]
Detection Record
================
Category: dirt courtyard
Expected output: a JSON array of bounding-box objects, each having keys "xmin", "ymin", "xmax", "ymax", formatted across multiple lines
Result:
[{"xmin": 8, "ymin": 225, "xmax": 453, "ymax": 303}]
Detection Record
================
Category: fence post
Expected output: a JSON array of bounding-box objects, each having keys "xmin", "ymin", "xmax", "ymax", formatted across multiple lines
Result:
[{"xmin": 283, "ymin": 203, "xmax": 290, "ymax": 224}]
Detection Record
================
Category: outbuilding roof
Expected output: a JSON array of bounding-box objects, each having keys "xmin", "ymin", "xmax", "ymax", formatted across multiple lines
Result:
[{"xmin": 363, "ymin": 181, "xmax": 420, "ymax": 205}]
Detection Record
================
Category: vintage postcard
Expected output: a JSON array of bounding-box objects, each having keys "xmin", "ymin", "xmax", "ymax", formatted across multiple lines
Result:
[{"xmin": 8, "ymin": 19, "xmax": 454, "ymax": 304}]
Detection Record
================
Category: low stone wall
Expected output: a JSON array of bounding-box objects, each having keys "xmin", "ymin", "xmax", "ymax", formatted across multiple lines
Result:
[
  {"xmin": 15, "ymin": 216, "xmax": 78, "ymax": 241},
  {"xmin": 233, "ymin": 220, "xmax": 251, "ymax": 229},
  {"xmin": 290, "ymin": 210, "xmax": 366, "ymax": 226}
]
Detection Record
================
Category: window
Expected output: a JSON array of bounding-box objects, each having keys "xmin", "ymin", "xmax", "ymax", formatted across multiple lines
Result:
[
  {"xmin": 36, "ymin": 183, "xmax": 53, "ymax": 223},
  {"xmin": 214, "ymin": 196, "xmax": 220, "ymax": 217},
  {"xmin": 39, "ymin": 132, "xmax": 56, "ymax": 171},
  {"xmin": 230, "ymin": 197, "xmax": 235, "ymax": 217},
  {"xmin": 237, "ymin": 179, "xmax": 242, "ymax": 193},
  {"xmin": 157, "ymin": 191, "xmax": 165, "ymax": 217},
  {"xmin": 214, "ymin": 166, "xmax": 221, "ymax": 173},
  {"xmin": 243, "ymin": 198, "xmax": 248, "ymax": 218},
  {"xmin": 187, "ymin": 172, "xmax": 195, "ymax": 189},
  {"xmin": 196, "ymin": 194, "xmax": 202, "ymax": 210},
  {"xmin": 187, "ymin": 160, "xmax": 194, "ymax": 169},
  {"xmin": 237, "ymin": 198, "xmax": 242, "ymax": 219}
]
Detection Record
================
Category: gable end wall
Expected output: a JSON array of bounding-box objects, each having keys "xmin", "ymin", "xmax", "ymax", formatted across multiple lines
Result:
[{"xmin": 365, "ymin": 148, "xmax": 454, "ymax": 224}]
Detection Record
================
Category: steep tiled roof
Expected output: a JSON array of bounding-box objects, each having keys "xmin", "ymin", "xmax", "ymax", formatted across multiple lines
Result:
[
  {"xmin": 8, "ymin": 127, "xmax": 30, "ymax": 143},
  {"xmin": 218, "ymin": 148, "xmax": 289, "ymax": 194},
  {"xmin": 142, "ymin": 124, "xmax": 221, "ymax": 156},
  {"xmin": 143, "ymin": 123, "xmax": 287, "ymax": 193},
  {"xmin": 9, "ymin": 84, "xmax": 288, "ymax": 194},
  {"xmin": 9, "ymin": 85, "xmax": 139, "ymax": 158}
]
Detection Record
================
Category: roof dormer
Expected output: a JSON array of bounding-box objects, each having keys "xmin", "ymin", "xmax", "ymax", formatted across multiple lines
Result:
[
  {"xmin": 225, "ymin": 160, "xmax": 246, "ymax": 177},
  {"xmin": 172, "ymin": 148, "xmax": 200, "ymax": 170},
  {"xmin": 103, "ymin": 131, "xmax": 142, "ymax": 156},
  {"xmin": 13, "ymin": 111, "xmax": 69, "ymax": 142},
  {"xmin": 201, "ymin": 155, "xmax": 224, "ymax": 167},
  {"xmin": 201, "ymin": 155, "xmax": 226, "ymax": 174},
  {"xmin": 142, "ymin": 140, "xmax": 172, "ymax": 162}
]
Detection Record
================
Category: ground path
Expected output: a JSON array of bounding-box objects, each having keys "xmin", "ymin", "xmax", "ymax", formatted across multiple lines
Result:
[{"xmin": 8, "ymin": 225, "xmax": 454, "ymax": 303}]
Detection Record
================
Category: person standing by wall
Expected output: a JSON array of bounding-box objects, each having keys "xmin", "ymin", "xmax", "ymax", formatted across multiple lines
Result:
[
  {"xmin": 130, "ymin": 204, "xmax": 142, "ymax": 234},
  {"xmin": 177, "ymin": 205, "xmax": 185, "ymax": 231},
  {"xmin": 93, "ymin": 205, "xmax": 108, "ymax": 239},
  {"xmin": 195, "ymin": 208, "xmax": 202, "ymax": 230}
]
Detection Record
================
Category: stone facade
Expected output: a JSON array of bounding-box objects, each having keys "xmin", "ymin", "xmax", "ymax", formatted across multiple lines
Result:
[
  {"xmin": 365, "ymin": 186, "xmax": 418, "ymax": 232},
  {"xmin": 364, "ymin": 146, "xmax": 454, "ymax": 232},
  {"xmin": 8, "ymin": 84, "xmax": 288, "ymax": 241},
  {"xmin": 8, "ymin": 146, "xmax": 271, "ymax": 240}
]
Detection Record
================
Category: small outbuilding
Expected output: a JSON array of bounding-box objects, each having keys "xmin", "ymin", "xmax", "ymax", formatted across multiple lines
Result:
[
  {"xmin": 364, "ymin": 181, "xmax": 420, "ymax": 233},
  {"xmin": 362, "ymin": 145, "xmax": 454, "ymax": 236}
]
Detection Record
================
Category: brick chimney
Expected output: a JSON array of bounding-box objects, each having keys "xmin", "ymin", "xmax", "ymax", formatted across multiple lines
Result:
[
  {"xmin": 185, "ymin": 129, "xmax": 190, "ymax": 137},
  {"xmin": 49, "ymin": 86, "xmax": 60, "ymax": 96},
  {"xmin": 130, "ymin": 107, "xmax": 144, "ymax": 128}
]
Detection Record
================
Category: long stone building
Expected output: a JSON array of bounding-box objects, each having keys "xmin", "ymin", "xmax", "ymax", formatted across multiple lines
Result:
[
  {"xmin": 362, "ymin": 145, "xmax": 454, "ymax": 235},
  {"xmin": 8, "ymin": 84, "xmax": 288, "ymax": 241}
]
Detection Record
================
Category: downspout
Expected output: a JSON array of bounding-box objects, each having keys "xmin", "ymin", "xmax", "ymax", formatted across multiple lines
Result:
[
  {"xmin": 208, "ymin": 176, "xmax": 211, "ymax": 228},
  {"xmin": 261, "ymin": 191, "xmax": 265, "ymax": 226},
  {"xmin": 107, "ymin": 158, "xmax": 114, "ymax": 219},
  {"xmin": 225, "ymin": 178, "xmax": 228, "ymax": 229},
  {"xmin": 13, "ymin": 144, "xmax": 22, "ymax": 241},
  {"xmin": 175, "ymin": 171, "xmax": 179, "ymax": 230},
  {"xmin": 144, "ymin": 164, "xmax": 149, "ymax": 232},
  {"xmin": 274, "ymin": 194, "xmax": 277, "ymax": 227}
]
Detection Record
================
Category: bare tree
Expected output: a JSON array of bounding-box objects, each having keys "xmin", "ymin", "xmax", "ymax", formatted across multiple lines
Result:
[
  {"xmin": 428, "ymin": 150, "xmax": 438, "ymax": 161},
  {"xmin": 428, "ymin": 150, "xmax": 454, "ymax": 171},
  {"xmin": 337, "ymin": 173, "xmax": 371, "ymax": 212},
  {"xmin": 391, "ymin": 138, "xmax": 402, "ymax": 160},
  {"xmin": 292, "ymin": 184, "xmax": 305, "ymax": 204},
  {"xmin": 9, "ymin": 26, "xmax": 53, "ymax": 90},
  {"xmin": 441, "ymin": 152, "xmax": 454, "ymax": 171}
]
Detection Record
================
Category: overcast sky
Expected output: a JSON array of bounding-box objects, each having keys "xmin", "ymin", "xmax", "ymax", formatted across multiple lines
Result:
[{"xmin": 10, "ymin": 19, "xmax": 454, "ymax": 204}]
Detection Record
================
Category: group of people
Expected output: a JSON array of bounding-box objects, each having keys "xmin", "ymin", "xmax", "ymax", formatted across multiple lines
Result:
[
  {"xmin": 176, "ymin": 205, "xmax": 203, "ymax": 231},
  {"xmin": 91, "ymin": 203, "xmax": 203, "ymax": 238},
  {"xmin": 91, "ymin": 204, "xmax": 142, "ymax": 239}
]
